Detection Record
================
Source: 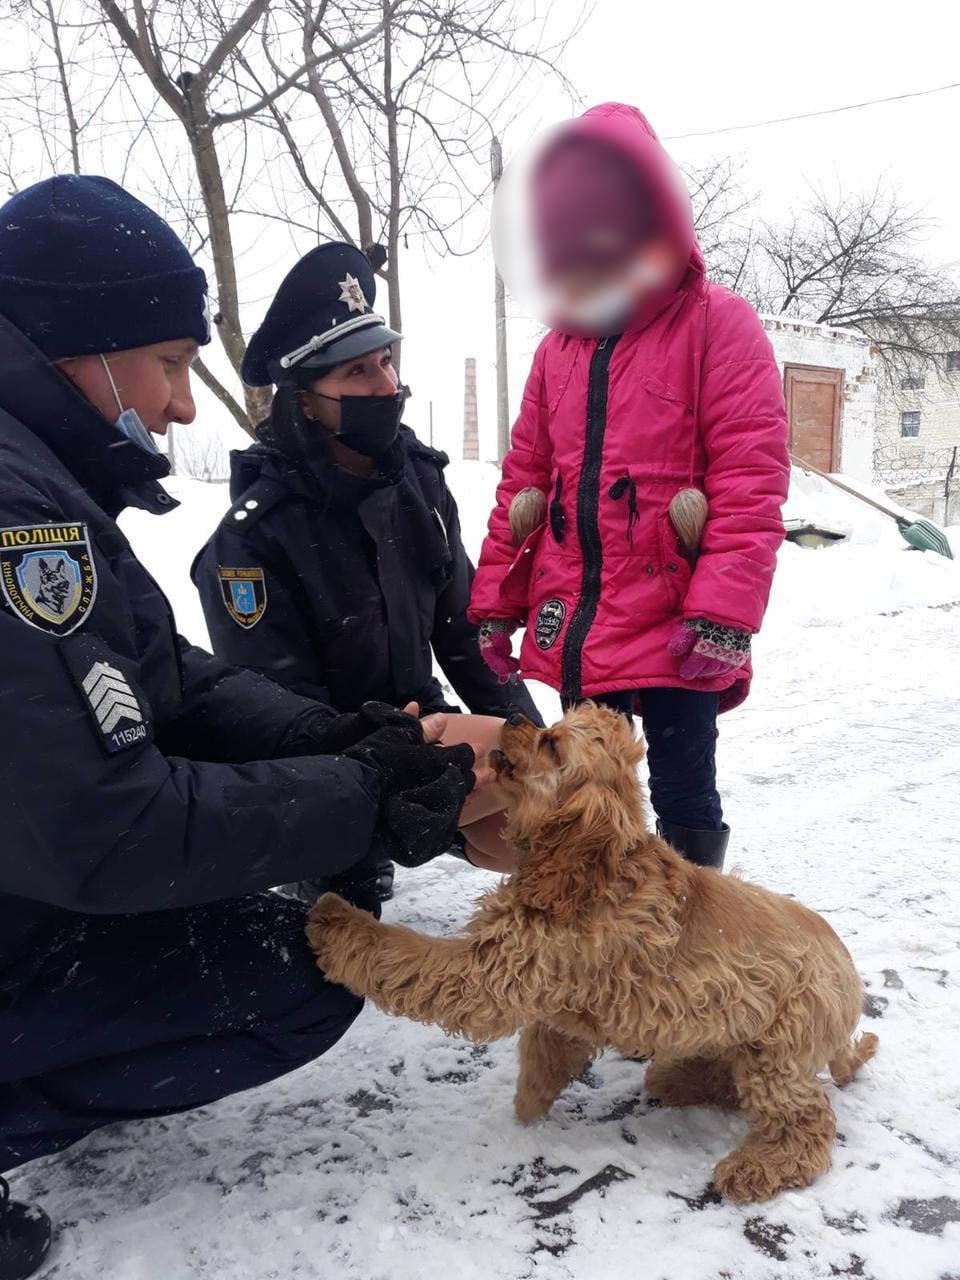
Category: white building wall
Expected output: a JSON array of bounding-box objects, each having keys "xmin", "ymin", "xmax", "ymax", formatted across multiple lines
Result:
[
  {"xmin": 874, "ymin": 357, "xmax": 960, "ymax": 522},
  {"xmin": 759, "ymin": 315, "xmax": 878, "ymax": 483}
]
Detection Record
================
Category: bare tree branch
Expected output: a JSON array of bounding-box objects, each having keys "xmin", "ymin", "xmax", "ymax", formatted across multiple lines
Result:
[
  {"xmin": 211, "ymin": 8, "xmax": 392, "ymax": 126},
  {"xmin": 192, "ymin": 352, "xmax": 251, "ymax": 433},
  {"xmin": 738, "ymin": 184, "xmax": 960, "ymax": 381},
  {"xmin": 40, "ymin": 0, "xmax": 81, "ymax": 172},
  {"xmin": 197, "ymin": 0, "xmax": 271, "ymax": 88}
]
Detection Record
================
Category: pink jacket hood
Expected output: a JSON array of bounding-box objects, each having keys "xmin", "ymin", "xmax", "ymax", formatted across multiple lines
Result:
[{"xmin": 545, "ymin": 103, "xmax": 706, "ymax": 335}]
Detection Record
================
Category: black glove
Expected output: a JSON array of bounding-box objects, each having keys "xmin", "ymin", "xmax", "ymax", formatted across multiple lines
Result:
[
  {"xmin": 279, "ymin": 700, "xmax": 424, "ymax": 758},
  {"xmin": 344, "ymin": 727, "xmax": 476, "ymax": 868}
]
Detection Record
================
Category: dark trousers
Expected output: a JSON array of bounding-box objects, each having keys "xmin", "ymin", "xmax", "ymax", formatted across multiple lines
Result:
[
  {"xmin": 0, "ymin": 894, "xmax": 362, "ymax": 1174},
  {"xmin": 587, "ymin": 687, "xmax": 723, "ymax": 831}
]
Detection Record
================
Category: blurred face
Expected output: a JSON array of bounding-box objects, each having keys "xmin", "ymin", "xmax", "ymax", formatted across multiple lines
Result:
[
  {"xmin": 301, "ymin": 345, "xmax": 399, "ymax": 434},
  {"xmin": 548, "ymin": 238, "xmax": 682, "ymax": 311},
  {"xmin": 58, "ymin": 340, "xmax": 199, "ymax": 435},
  {"xmin": 491, "ymin": 123, "xmax": 694, "ymax": 337}
]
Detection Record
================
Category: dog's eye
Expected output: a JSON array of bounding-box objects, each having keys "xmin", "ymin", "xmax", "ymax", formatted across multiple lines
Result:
[{"xmin": 541, "ymin": 735, "xmax": 560, "ymax": 760}]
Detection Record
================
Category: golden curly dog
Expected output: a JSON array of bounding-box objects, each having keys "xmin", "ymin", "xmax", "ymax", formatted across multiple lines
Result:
[{"xmin": 308, "ymin": 704, "xmax": 877, "ymax": 1203}]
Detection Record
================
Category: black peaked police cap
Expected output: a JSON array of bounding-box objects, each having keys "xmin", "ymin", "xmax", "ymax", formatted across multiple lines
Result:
[{"xmin": 242, "ymin": 242, "xmax": 402, "ymax": 388}]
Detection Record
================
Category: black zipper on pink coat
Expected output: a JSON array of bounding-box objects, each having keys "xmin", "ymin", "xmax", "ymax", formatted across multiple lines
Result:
[{"xmin": 560, "ymin": 333, "xmax": 622, "ymax": 702}]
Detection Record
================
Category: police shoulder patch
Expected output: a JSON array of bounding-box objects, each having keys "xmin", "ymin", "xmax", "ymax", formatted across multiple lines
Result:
[
  {"xmin": 0, "ymin": 523, "xmax": 97, "ymax": 635},
  {"xmin": 218, "ymin": 566, "xmax": 267, "ymax": 628}
]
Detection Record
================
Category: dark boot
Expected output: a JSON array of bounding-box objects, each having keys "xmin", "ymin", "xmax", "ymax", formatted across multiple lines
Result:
[
  {"xmin": 0, "ymin": 1176, "xmax": 52, "ymax": 1280},
  {"xmin": 372, "ymin": 859, "xmax": 395, "ymax": 901},
  {"xmin": 657, "ymin": 821, "xmax": 729, "ymax": 870}
]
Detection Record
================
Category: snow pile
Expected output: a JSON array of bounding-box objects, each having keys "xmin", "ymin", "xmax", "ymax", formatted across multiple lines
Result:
[
  {"xmin": 783, "ymin": 468, "xmax": 904, "ymax": 545},
  {"xmin": 34, "ymin": 460, "xmax": 953, "ymax": 1280},
  {"xmin": 772, "ymin": 468, "xmax": 960, "ymax": 628}
]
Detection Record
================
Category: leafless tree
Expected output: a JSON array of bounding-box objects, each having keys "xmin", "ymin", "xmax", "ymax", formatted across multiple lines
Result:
[
  {"xmin": 683, "ymin": 155, "xmax": 756, "ymax": 292},
  {"xmin": 1, "ymin": 0, "xmax": 116, "ymax": 185},
  {"xmin": 168, "ymin": 420, "xmax": 230, "ymax": 481},
  {"xmin": 89, "ymin": 0, "xmax": 401, "ymax": 431},
  {"xmin": 249, "ymin": 0, "xmax": 576, "ymax": 365},
  {"xmin": 5, "ymin": 1, "xmax": 572, "ymax": 434},
  {"xmin": 743, "ymin": 184, "xmax": 960, "ymax": 382}
]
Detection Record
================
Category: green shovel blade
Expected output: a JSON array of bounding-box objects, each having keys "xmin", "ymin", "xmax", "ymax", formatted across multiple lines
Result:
[{"xmin": 897, "ymin": 518, "xmax": 954, "ymax": 560}]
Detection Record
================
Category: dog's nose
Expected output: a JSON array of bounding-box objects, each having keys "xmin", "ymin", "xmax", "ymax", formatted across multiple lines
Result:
[{"xmin": 506, "ymin": 712, "xmax": 530, "ymax": 728}]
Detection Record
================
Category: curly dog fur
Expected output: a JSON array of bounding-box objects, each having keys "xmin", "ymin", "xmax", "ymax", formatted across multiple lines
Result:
[{"xmin": 308, "ymin": 704, "xmax": 878, "ymax": 1203}]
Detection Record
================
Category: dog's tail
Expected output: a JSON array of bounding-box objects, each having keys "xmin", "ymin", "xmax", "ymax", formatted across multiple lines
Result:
[{"xmin": 828, "ymin": 1032, "xmax": 879, "ymax": 1086}]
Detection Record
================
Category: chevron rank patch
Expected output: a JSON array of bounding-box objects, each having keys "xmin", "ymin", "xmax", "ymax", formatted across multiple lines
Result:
[
  {"xmin": 60, "ymin": 635, "xmax": 153, "ymax": 755},
  {"xmin": 0, "ymin": 523, "xmax": 96, "ymax": 635},
  {"xmin": 218, "ymin": 565, "xmax": 267, "ymax": 628}
]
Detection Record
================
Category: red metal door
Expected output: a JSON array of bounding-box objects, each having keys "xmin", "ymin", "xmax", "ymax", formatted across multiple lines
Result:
[{"xmin": 784, "ymin": 364, "xmax": 843, "ymax": 472}]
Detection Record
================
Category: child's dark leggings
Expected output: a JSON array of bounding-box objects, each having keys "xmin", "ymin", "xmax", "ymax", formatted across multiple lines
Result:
[{"xmin": 573, "ymin": 687, "xmax": 723, "ymax": 831}]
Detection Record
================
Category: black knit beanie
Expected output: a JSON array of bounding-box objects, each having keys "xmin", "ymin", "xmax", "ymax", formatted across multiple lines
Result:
[{"xmin": 0, "ymin": 175, "xmax": 210, "ymax": 358}]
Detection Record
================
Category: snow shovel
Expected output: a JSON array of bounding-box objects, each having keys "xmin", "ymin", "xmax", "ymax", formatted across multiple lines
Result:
[{"xmin": 790, "ymin": 456, "xmax": 954, "ymax": 560}]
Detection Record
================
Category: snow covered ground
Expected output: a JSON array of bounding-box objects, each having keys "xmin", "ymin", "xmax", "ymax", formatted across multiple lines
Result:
[{"xmin": 16, "ymin": 465, "xmax": 960, "ymax": 1279}]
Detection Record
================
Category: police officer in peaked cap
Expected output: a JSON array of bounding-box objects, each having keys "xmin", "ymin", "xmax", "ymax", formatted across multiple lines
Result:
[{"xmin": 193, "ymin": 242, "xmax": 541, "ymax": 902}]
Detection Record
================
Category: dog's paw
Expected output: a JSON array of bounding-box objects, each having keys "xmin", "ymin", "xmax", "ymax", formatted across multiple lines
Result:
[
  {"xmin": 513, "ymin": 1090, "xmax": 554, "ymax": 1124},
  {"xmin": 306, "ymin": 893, "xmax": 364, "ymax": 967},
  {"xmin": 712, "ymin": 1144, "xmax": 826, "ymax": 1204},
  {"xmin": 309, "ymin": 890, "xmax": 357, "ymax": 928}
]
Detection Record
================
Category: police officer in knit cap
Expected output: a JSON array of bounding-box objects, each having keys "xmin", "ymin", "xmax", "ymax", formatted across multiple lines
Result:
[
  {"xmin": 0, "ymin": 178, "xmax": 480, "ymax": 1278},
  {"xmin": 194, "ymin": 243, "xmax": 541, "ymax": 902}
]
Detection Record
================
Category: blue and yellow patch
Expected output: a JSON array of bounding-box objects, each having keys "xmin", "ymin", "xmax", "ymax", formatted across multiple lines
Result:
[{"xmin": 217, "ymin": 565, "xmax": 267, "ymax": 628}]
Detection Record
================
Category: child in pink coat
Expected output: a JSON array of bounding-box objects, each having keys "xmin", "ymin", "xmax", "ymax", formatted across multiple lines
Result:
[{"xmin": 469, "ymin": 104, "xmax": 790, "ymax": 868}]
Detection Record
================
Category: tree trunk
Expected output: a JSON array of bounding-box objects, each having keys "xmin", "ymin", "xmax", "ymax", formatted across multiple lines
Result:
[{"xmin": 182, "ymin": 81, "xmax": 269, "ymax": 433}]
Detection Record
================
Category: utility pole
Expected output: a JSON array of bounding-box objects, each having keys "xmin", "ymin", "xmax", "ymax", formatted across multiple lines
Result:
[
  {"xmin": 491, "ymin": 135, "xmax": 510, "ymax": 463},
  {"xmin": 167, "ymin": 423, "xmax": 176, "ymax": 476},
  {"xmin": 463, "ymin": 357, "xmax": 479, "ymax": 461}
]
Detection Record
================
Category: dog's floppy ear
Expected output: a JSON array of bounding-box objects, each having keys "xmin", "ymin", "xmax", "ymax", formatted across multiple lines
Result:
[
  {"xmin": 514, "ymin": 783, "xmax": 633, "ymax": 920},
  {"xmin": 609, "ymin": 710, "xmax": 645, "ymax": 769},
  {"xmin": 588, "ymin": 703, "xmax": 645, "ymax": 770}
]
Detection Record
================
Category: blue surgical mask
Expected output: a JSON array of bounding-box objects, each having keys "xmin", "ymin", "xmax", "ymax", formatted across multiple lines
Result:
[
  {"xmin": 116, "ymin": 407, "xmax": 160, "ymax": 455},
  {"xmin": 100, "ymin": 355, "xmax": 160, "ymax": 456}
]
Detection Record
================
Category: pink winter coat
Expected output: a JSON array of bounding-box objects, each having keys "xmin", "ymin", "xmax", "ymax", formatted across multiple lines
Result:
[{"xmin": 469, "ymin": 104, "xmax": 790, "ymax": 712}]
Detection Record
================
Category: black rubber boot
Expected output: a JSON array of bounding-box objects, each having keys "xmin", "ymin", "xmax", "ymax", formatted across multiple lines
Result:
[
  {"xmin": 657, "ymin": 821, "xmax": 730, "ymax": 870},
  {"xmin": 0, "ymin": 1176, "xmax": 52, "ymax": 1280}
]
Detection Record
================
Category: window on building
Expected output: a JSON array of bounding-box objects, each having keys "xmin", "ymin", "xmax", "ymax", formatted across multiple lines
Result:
[
  {"xmin": 946, "ymin": 351, "xmax": 960, "ymax": 374},
  {"xmin": 900, "ymin": 373, "xmax": 925, "ymax": 391},
  {"xmin": 900, "ymin": 411, "xmax": 921, "ymax": 438}
]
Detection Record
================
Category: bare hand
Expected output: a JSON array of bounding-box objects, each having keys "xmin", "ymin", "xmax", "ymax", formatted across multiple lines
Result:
[{"xmin": 401, "ymin": 701, "xmax": 447, "ymax": 744}]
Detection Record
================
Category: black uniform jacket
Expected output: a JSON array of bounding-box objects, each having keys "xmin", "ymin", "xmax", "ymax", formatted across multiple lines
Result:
[
  {"xmin": 0, "ymin": 317, "xmax": 382, "ymax": 968},
  {"xmin": 193, "ymin": 426, "xmax": 541, "ymax": 721}
]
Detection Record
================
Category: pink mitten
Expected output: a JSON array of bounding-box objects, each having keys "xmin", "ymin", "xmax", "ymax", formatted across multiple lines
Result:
[
  {"xmin": 669, "ymin": 619, "xmax": 751, "ymax": 681},
  {"xmin": 478, "ymin": 620, "xmax": 520, "ymax": 683}
]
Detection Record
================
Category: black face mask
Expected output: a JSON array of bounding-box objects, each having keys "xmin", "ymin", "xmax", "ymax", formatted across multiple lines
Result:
[{"xmin": 314, "ymin": 385, "xmax": 410, "ymax": 458}]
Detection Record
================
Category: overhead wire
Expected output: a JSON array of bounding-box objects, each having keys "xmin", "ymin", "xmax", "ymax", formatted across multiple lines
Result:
[{"xmin": 663, "ymin": 80, "xmax": 960, "ymax": 141}]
